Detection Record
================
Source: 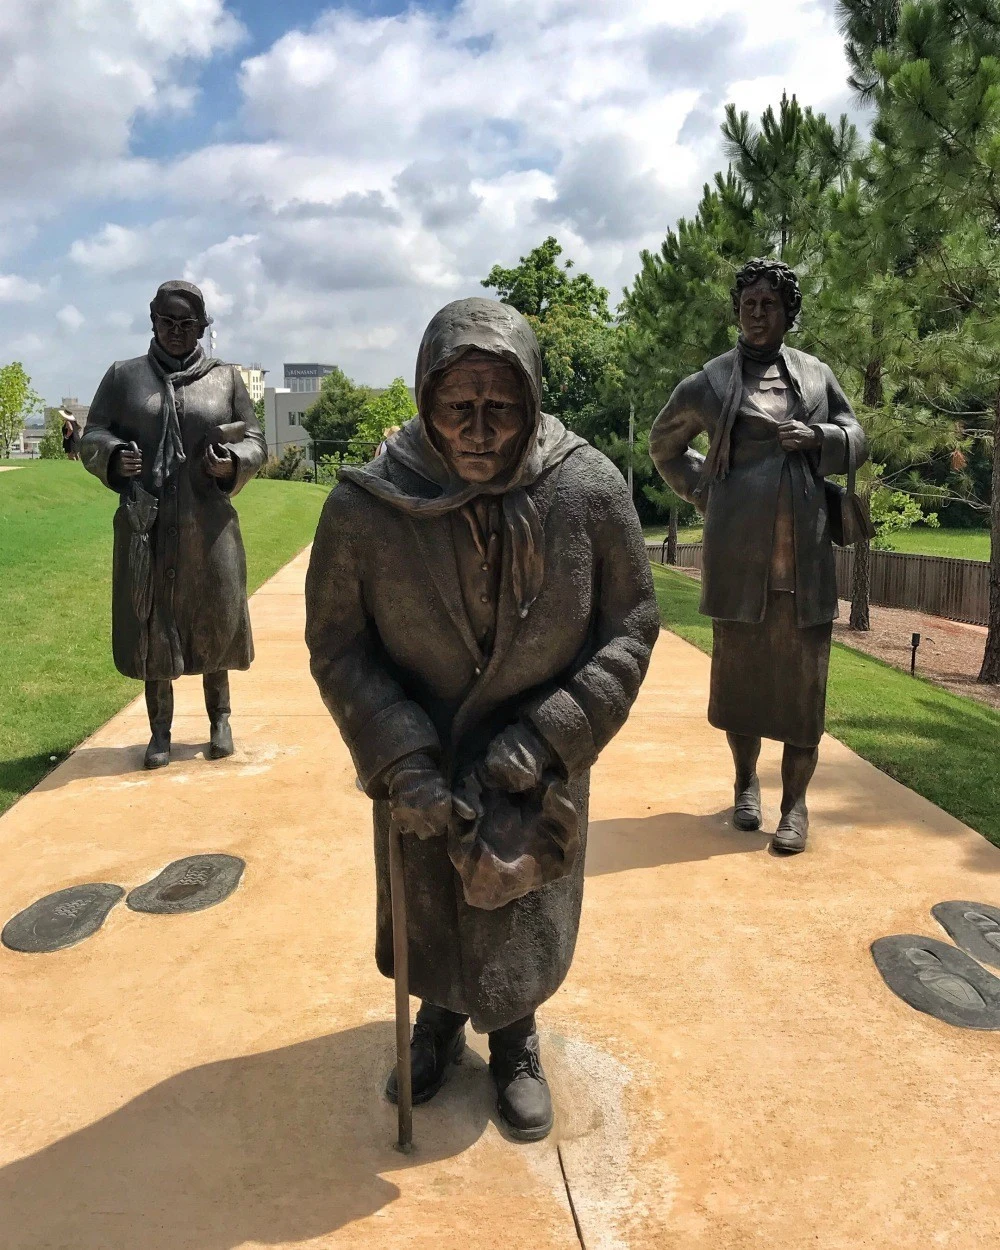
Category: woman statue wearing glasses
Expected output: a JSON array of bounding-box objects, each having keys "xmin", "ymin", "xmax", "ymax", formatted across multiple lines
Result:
[{"xmin": 81, "ymin": 280, "xmax": 267, "ymax": 768}]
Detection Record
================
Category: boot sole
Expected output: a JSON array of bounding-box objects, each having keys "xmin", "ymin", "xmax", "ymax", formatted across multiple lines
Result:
[
  {"xmin": 385, "ymin": 1032, "xmax": 465, "ymax": 1106},
  {"xmin": 771, "ymin": 835, "xmax": 807, "ymax": 854},
  {"xmin": 495, "ymin": 1100, "xmax": 554, "ymax": 1142},
  {"xmin": 144, "ymin": 755, "xmax": 170, "ymax": 770},
  {"xmin": 208, "ymin": 744, "xmax": 235, "ymax": 759}
]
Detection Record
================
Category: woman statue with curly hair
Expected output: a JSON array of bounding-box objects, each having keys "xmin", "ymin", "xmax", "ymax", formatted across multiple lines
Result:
[{"xmin": 649, "ymin": 258, "xmax": 867, "ymax": 853}]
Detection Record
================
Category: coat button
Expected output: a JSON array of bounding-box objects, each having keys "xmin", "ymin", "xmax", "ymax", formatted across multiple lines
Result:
[
  {"xmin": 474, "ymin": 666, "xmax": 482, "ymax": 676},
  {"xmin": 480, "ymin": 562, "xmax": 489, "ymax": 571},
  {"xmin": 166, "ymin": 569, "xmax": 175, "ymax": 579},
  {"xmin": 168, "ymin": 526, "xmax": 177, "ymax": 537},
  {"xmin": 479, "ymin": 593, "xmax": 489, "ymax": 604}
]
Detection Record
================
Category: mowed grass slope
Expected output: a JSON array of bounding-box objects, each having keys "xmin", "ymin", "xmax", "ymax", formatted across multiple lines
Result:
[
  {"xmin": 652, "ymin": 563, "xmax": 1000, "ymax": 847},
  {"xmin": 0, "ymin": 461, "xmax": 327, "ymax": 814},
  {"xmin": 643, "ymin": 524, "xmax": 991, "ymax": 561}
]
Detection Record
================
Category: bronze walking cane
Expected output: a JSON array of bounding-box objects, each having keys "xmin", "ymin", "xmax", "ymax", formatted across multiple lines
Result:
[{"xmin": 388, "ymin": 821, "xmax": 413, "ymax": 1151}]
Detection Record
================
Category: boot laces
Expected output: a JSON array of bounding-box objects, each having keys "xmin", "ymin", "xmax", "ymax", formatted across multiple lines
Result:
[{"xmin": 508, "ymin": 1044, "xmax": 544, "ymax": 1083}]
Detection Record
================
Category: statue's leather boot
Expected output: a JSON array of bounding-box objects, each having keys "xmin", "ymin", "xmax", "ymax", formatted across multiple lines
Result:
[
  {"xmin": 489, "ymin": 1028, "xmax": 553, "ymax": 1142},
  {"xmin": 143, "ymin": 680, "xmax": 173, "ymax": 769},
  {"xmin": 772, "ymin": 803, "xmax": 809, "ymax": 854},
  {"xmin": 733, "ymin": 776, "xmax": 762, "ymax": 831},
  {"xmin": 204, "ymin": 671, "xmax": 234, "ymax": 759},
  {"xmin": 144, "ymin": 680, "xmax": 173, "ymax": 769},
  {"xmin": 386, "ymin": 1004, "xmax": 467, "ymax": 1106}
]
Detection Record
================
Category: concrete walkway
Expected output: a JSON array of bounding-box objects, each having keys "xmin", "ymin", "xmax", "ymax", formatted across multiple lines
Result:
[{"xmin": 2, "ymin": 549, "xmax": 999, "ymax": 1249}]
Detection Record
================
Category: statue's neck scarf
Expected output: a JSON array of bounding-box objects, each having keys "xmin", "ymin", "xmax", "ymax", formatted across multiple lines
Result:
[
  {"xmin": 339, "ymin": 298, "xmax": 587, "ymax": 618},
  {"xmin": 703, "ymin": 336, "xmax": 786, "ymax": 482},
  {"xmin": 146, "ymin": 339, "xmax": 219, "ymax": 491}
]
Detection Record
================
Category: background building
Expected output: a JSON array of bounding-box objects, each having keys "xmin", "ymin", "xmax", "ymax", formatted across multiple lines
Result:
[
  {"xmin": 263, "ymin": 388, "xmax": 313, "ymax": 460},
  {"xmin": 236, "ymin": 364, "xmax": 267, "ymax": 404},
  {"xmin": 283, "ymin": 363, "xmax": 336, "ymax": 394}
]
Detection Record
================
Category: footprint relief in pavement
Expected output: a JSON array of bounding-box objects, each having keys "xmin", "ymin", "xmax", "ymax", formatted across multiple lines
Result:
[
  {"xmin": 1, "ymin": 854, "xmax": 246, "ymax": 953},
  {"xmin": 871, "ymin": 901, "xmax": 1000, "ymax": 1030}
]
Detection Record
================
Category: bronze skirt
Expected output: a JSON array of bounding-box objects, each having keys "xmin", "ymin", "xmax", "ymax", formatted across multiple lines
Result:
[{"xmin": 708, "ymin": 591, "xmax": 832, "ymax": 749}]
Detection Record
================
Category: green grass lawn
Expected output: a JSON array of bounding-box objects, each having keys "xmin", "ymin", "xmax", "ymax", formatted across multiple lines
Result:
[
  {"xmin": 652, "ymin": 563, "xmax": 1000, "ymax": 847},
  {"xmin": 643, "ymin": 523, "xmax": 991, "ymax": 561},
  {"xmin": 0, "ymin": 461, "xmax": 328, "ymax": 814}
]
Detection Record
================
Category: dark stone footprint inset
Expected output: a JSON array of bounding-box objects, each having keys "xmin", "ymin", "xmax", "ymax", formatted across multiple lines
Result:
[
  {"xmin": 932, "ymin": 901, "xmax": 1000, "ymax": 971},
  {"xmin": 126, "ymin": 854, "xmax": 245, "ymax": 915},
  {"xmin": 2, "ymin": 884, "xmax": 125, "ymax": 953},
  {"xmin": 871, "ymin": 935, "xmax": 1000, "ymax": 1030}
]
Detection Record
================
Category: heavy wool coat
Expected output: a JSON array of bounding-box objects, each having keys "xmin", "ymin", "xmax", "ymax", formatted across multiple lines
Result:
[
  {"xmin": 80, "ymin": 354, "xmax": 266, "ymax": 680},
  {"xmin": 649, "ymin": 346, "xmax": 868, "ymax": 628},
  {"xmin": 305, "ymin": 302, "xmax": 659, "ymax": 1033}
]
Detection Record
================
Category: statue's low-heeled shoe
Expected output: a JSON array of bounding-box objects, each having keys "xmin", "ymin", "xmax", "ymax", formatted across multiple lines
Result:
[
  {"xmin": 208, "ymin": 714, "xmax": 234, "ymax": 759},
  {"xmin": 385, "ymin": 1019, "xmax": 466, "ymax": 1106},
  {"xmin": 733, "ymin": 777, "xmax": 762, "ymax": 831},
  {"xmin": 489, "ymin": 1034, "xmax": 553, "ymax": 1142},
  {"xmin": 772, "ymin": 809, "xmax": 808, "ymax": 854},
  {"xmin": 144, "ymin": 732, "xmax": 171, "ymax": 770}
]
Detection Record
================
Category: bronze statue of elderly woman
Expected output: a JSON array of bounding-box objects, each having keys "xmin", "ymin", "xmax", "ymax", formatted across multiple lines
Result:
[
  {"xmin": 81, "ymin": 280, "xmax": 266, "ymax": 768},
  {"xmin": 306, "ymin": 297, "xmax": 659, "ymax": 1140},
  {"xmin": 650, "ymin": 258, "xmax": 868, "ymax": 854}
]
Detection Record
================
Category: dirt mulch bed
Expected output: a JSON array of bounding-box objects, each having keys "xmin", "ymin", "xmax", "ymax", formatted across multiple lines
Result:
[
  {"xmin": 833, "ymin": 601, "xmax": 1000, "ymax": 712},
  {"xmin": 657, "ymin": 561, "xmax": 999, "ymax": 712}
]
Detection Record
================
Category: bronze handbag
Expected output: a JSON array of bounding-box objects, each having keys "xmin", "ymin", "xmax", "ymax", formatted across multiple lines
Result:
[{"xmin": 824, "ymin": 433, "xmax": 874, "ymax": 547}]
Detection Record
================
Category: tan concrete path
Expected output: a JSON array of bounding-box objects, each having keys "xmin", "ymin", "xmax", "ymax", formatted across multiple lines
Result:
[{"xmin": 1, "ymin": 549, "xmax": 999, "ymax": 1249}]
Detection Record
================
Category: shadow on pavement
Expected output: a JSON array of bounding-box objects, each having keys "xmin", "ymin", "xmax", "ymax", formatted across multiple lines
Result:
[
  {"xmin": 586, "ymin": 809, "xmax": 768, "ymax": 875},
  {"xmin": 0, "ymin": 1021, "xmax": 491, "ymax": 1250}
]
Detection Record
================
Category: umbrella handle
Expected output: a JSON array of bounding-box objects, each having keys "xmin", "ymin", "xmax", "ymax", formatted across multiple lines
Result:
[{"xmin": 388, "ymin": 823, "xmax": 413, "ymax": 1151}]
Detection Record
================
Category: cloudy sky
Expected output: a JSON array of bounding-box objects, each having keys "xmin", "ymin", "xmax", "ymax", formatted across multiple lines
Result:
[{"xmin": 1, "ymin": 0, "xmax": 854, "ymax": 406}]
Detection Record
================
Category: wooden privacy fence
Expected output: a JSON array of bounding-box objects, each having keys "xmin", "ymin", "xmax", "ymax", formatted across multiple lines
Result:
[{"xmin": 646, "ymin": 541, "xmax": 990, "ymax": 627}]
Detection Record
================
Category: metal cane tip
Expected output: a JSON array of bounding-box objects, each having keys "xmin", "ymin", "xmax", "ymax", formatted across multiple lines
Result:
[{"xmin": 394, "ymin": 1140, "xmax": 414, "ymax": 1155}]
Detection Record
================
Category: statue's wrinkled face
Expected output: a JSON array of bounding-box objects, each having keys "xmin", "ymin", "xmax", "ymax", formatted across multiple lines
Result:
[
  {"xmin": 428, "ymin": 354, "xmax": 527, "ymax": 484},
  {"xmin": 739, "ymin": 279, "xmax": 787, "ymax": 353},
  {"xmin": 152, "ymin": 292, "xmax": 205, "ymax": 359}
]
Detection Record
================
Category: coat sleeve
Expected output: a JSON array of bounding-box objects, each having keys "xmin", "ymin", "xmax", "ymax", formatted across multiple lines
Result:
[
  {"xmin": 79, "ymin": 363, "xmax": 129, "ymax": 490},
  {"xmin": 814, "ymin": 365, "xmax": 869, "ymax": 478},
  {"xmin": 305, "ymin": 484, "xmax": 441, "ymax": 796},
  {"xmin": 648, "ymin": 373, "xmax": 712, "ymax": 511},
  {"xmin": 524, "ymin": 456, "xmax": 660, "ymax": 778},
  {"xmin": 223, "ymin": 368, "xmax": 267, "ymax": 496}
]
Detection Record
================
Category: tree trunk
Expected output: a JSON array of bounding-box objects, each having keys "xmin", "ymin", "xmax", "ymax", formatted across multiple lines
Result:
[
  {"xmin": 978, "ymin": 391, "xmax": 1000, "ymax": 683},
  {"xmin": 849, "ymin": 537, "xmax": 871, "ymax": 631},
  {"xmin": 849, "ymin": 350, "xmax": 882, "ymax": 632},
  {"xmin": 666, "ymin": 505, "xmax": 678, "ymax": 565}
]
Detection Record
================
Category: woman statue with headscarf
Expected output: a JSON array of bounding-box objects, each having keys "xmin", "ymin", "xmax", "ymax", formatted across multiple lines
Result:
[
  {"xmin": 649, "ymin": 258, "xmax": 868, "ymax": 855},
  {"xmin": 306, "ymin": 297, "xmax": 659, "ymax": 1141},
  {"xmin": 81, "ymin": 280, "xmax": 267, "ymax": 768}
]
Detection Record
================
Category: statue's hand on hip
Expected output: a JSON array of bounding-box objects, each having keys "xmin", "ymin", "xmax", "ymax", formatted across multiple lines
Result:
[
  {"xmin": 387, "ymin": 754, "xmax": 453, "ymax": 840},
  {"xmin": 482, "ymin": 722, "xmax": 552, "ymax": 794}
]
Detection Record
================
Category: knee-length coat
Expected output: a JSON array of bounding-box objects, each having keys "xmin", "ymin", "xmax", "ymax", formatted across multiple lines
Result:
[
  {"xmin": 80, "ymin": 352, "xmax": 266, "ymax": 680},
  {"xmin": 649, "ymin": 345, "xmax": 867, "ymax": 628},
  {"xmin": 305, "ymin": 300, "xmax": 659, "ymax": 1033}
]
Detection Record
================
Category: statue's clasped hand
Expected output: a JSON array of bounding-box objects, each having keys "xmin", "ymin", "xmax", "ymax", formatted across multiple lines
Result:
[
  {"xmin": 115, "ymin": 441, "xmax": 144, "ymax": 479},
  {"xmin": 204, "ymin": 443, "xmax": 237, "ymax": 482},
  {"xmin": 777, "ymin": 420, "xmax": 822, "ymax": 453},
  {"xmin": 482, "ymin": 722, "xmax": 552, "ymax": 794},
  {"xmin": 387, "ymin": 754, "xmax": 457, "ymax": 840}
]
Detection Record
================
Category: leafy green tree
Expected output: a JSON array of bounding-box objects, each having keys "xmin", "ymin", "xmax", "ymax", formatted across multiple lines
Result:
[
  {"xmin": 302, "ymin": 368, "xmax": 374, "ymax": 454},
  {"xmin": 482, "ymin": 236, "xmax": 619, "ymax": 429},
  {"xmin": 852, "ymin": 0, "xmax": 1000, "ymax": 677},
  {"xmin": 0, "ymin": 362, "xmax": 42, "ymax": 458},
  {"xmin": 356, "ymin": 377, "xmax": 417, "ymax": 446},
  {"xmin": 39, "ymin": 409, "xmax": 67, "ymax": 459},
  {"xmin": 253, "ymin": 396, "xmax": 265, "ymax": 435}
]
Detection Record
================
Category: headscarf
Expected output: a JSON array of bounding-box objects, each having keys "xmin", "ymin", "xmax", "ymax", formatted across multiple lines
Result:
[
  {"xmin": 702, "ymin": 335, "xmax": 786, "ymax": 482},
  {"xmin": 339, "ymin": 298, "xmax": 586, "ymax": 617},
  {"xmin": 146, "ymin": 281, "xmax": 219, "ymax": 491}
]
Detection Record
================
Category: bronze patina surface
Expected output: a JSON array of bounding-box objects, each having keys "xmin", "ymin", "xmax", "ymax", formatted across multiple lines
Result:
[
  {"xmin": 2, "ymin": 884, "xmax": 125, "ymax": 953},
  {"xmin": 126, "ymin": 854, "xmax": 245, "ymax": 915},
  {"xmin": 932, "ymin": 901, "xmax": 1000, "ymax": 970},
  {"xmin": 871, "ymin": 934, "xmax": 1000, "ymax": 1029}
]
